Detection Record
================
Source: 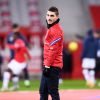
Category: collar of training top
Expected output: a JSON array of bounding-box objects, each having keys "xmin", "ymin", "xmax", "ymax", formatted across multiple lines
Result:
[{"xmin": 46, "ymin": 18, "xmax": 60, "ymax": 29}]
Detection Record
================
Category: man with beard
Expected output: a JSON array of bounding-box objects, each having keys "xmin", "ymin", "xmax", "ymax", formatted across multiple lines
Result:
[{"xmin": 39, "ymin": 7, "xmax": 64, "ymax": 100}]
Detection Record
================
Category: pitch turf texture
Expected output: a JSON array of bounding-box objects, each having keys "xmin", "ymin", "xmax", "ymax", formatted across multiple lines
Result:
[{"xmin": 0, "ymin": 79, "xmax": 100, "ymax": 91}]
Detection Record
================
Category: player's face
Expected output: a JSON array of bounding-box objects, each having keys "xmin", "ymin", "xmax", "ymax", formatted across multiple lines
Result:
[
  {"xmin": 13, "ymin": 27, "xmax": 20, "ymax": 32},
  {"xmin": 46, "ymin": 11, "xmax": 58, "ymax": 24}
]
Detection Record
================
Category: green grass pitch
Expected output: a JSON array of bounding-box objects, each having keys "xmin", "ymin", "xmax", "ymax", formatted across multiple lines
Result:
[{"xmin": 0, "ymin": 79, "xmax": 100, "ymax": 91}]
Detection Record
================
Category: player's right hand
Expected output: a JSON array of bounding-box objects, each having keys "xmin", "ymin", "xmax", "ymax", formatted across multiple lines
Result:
[{"xmin": 43, "ymin": 66, "xmax": 51, "ymax": 77}]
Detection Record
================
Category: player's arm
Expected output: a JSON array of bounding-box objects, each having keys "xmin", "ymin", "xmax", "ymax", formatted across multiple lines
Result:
[
  {"xmin": 45, "ymin": 33, "xmax": 62, "ymax": 67},
  {"xmin": 6, "ymin": 44, "xmax": 18, "ymax": 49},
  {"xmin": 43, "ymin": 32, "xmax": 62, "ymax": 77},
  {"xmin": 24, "ymin": 48, "xmax": 31, "ymax": 61}
]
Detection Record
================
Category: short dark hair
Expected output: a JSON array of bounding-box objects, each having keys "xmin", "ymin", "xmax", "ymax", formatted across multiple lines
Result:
[
  {"xmin": 48, "ymin": 6, "xmax": 59, "ymax": 16},
  {"xmin": 12, "ymin": 23, "xmax": 19, "ymax": 29}
]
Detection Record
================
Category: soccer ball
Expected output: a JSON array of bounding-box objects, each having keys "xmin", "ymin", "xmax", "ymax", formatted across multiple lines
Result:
[
  {"xmin": 24, "ymin": 80, "xmax": 30, "ymax": 87},
  {"xmin": 68, "ymin": 41, "xmax": 78, "ymax": 52}
]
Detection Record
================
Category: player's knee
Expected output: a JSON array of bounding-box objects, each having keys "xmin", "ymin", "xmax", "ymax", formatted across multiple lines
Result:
[
  {"xmin": 82, "ymin": 69, "xmax": 88, "ymax": 75},
  {"xmin": 4, "ymin": 71, "xmax": 11, "ymax": 79},
  {"xmin": 89, "ymin": 70, "xmax": 95, "ymax": 75}
]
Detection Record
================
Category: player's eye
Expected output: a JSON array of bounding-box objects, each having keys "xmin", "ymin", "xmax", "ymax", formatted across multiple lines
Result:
[{"xmin": 50, "ymin": 15, "xmax": 54, "ymax": 17}]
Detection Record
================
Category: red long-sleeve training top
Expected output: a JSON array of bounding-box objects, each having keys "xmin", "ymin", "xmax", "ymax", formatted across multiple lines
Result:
[{"xmin": 44, "ymin": 23, "xmax": 64, "ymax": 69}]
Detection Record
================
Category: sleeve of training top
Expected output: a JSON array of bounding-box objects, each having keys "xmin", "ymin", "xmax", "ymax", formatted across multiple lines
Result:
[
  {"xmin": 45, "ymin": 31, "xmax": 62, "ymax": 66},
  {"xmin": 23, "ymin": 47, "xmax": 31, "ymax": 60},
  {"xmin": 7, "ymin": 44, "xmax": 19, "ymax": 49},
  {"xmin": 7, "ymin": 41, "xmax": 20, "ymax": 49}
]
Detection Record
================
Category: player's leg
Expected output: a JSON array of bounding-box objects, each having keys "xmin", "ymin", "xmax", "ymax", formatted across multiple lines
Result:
[
  {"xmin": 9, "ymin": 74, "xmax": 19, "ymax": 91},
  {"xmin": 82, "ymin": 58, "xmax": 92, "ymax": 86},
  {"xmin": 11, "ymin": 61, "xmax": 29, "ymax": 89},
  {"xmin": 48, "ymin": 67, "xmax": 60, "ymax": 100},
  {"xmin": 23, "ymin": 66, "xmax": 30, "ymax": 87},
  {"xmin": 8, "ymin": 59, "xmax": 21, "ymax": 91},
  {"xmin": 89, "ymin": 69, "xmax": 95, "ymax": 82},
  {"xmin": 87, "ymin": 59, "xmax": 96, "ymax": 88},
  {"xmin": 82, "ymin": 68, "xmax": 90, "ymax": 82},
  {"xmin": 87, "ymin": 69, "xmax": 95, "ymax": 88},
  {"xmin": 1, "ymin": 69, "xmax": 12, "ymax": 91},
  {"xmin": 39, "ymin": 74, "xmax": 48, "ymax": 100}
]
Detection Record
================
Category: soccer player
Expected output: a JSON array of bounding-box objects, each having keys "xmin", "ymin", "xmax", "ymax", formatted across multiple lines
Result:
[
  {"xmin": 6, "ymin": 24, "xmax": 30, "ymax": 87},
  {"xmin": 39, "ymin": 7, "xmax": 64, "ymax": 100},
  {"xmin": 81, "ymin": 29, "xmax": 99, "ymax": 88},
  {"xmin": 1, "ymin": 38, "xmax": 31, "ymax": 91}
]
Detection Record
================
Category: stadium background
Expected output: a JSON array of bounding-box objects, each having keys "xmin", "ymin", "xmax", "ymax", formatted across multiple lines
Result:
[
  {"xmin": 0, "ymin": 0, "xmax": 100, "ymax": 79},
  {"xmin": 0, "ymin": 0, "xmax": 100, "ymax": 100},
  {"xmin": 0, "ymin": 0, "xmax": 100, "ymax": 86}
]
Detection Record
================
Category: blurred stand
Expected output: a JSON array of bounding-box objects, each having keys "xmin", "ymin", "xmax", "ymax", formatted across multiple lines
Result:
[{"xmin": 61, "ymin": 47, "xmax": 72, "ymax": 78}]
